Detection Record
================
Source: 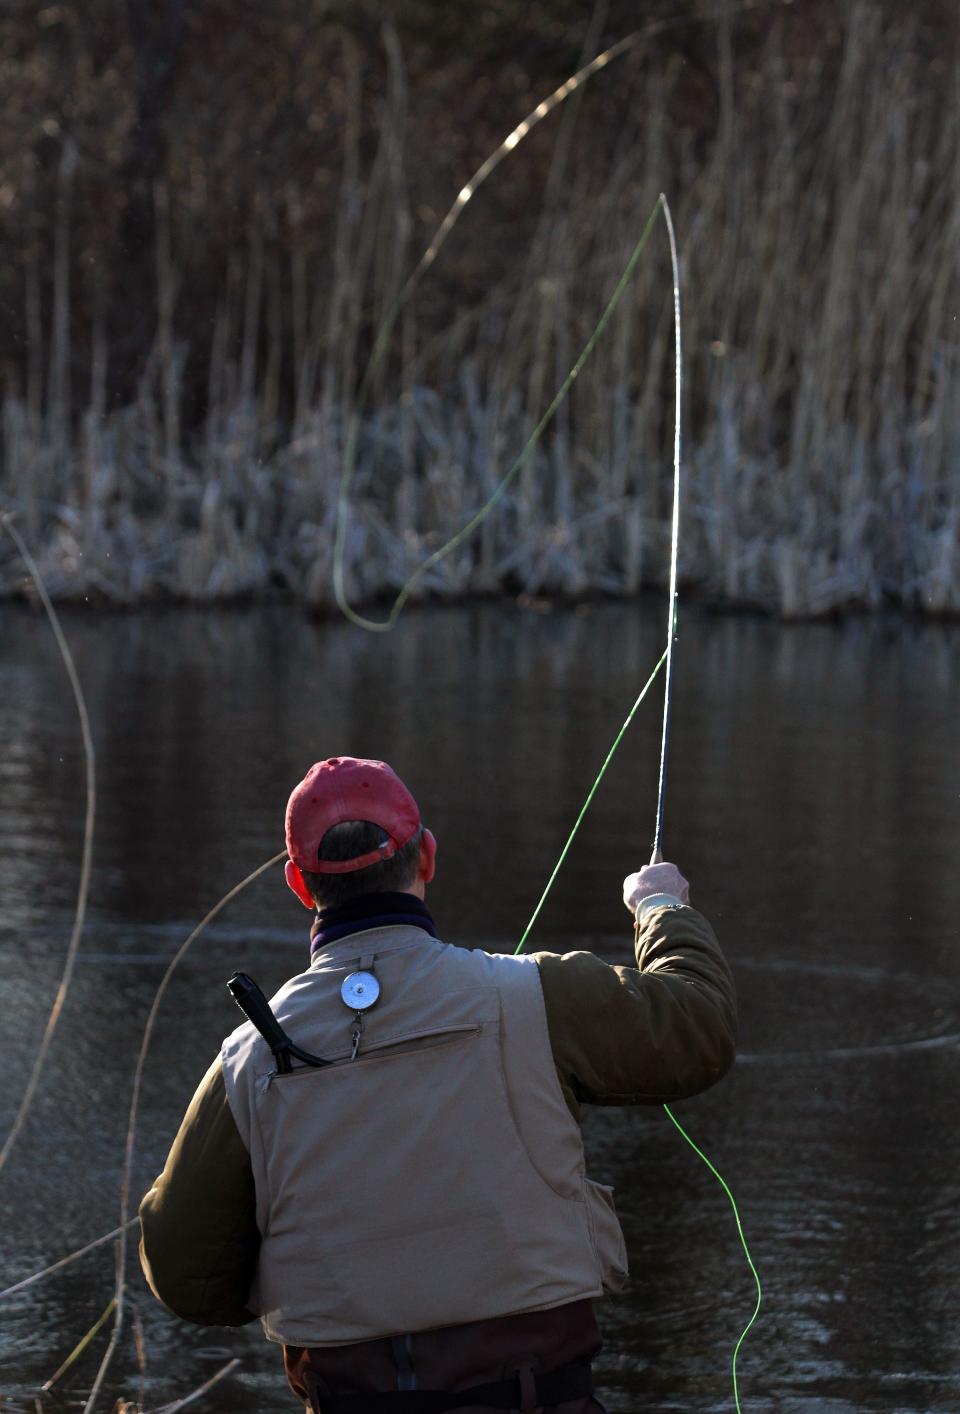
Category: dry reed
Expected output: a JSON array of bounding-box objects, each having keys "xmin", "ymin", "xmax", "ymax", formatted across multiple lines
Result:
[
  {"xmin": 81, "ymin": 851, "xmax": 286, "ymax": 1411},
  {"xmin": 0, "ymin": 1220, "xmax": 138, "ymax": 1302},
  {"xmin": 146, "ymin": 1359, "xmax": 241, "ymax": 1414},
  {"xmin": 1, "ymin": 9, "xmax": 957, "ymax": 619},
  {"xmin": 0, "ymin": 514, "xmax": 96, "ymax": 1176}
]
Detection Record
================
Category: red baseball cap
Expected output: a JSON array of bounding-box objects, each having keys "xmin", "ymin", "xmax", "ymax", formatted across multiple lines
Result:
[{"xmin": 285, "ymin": 757, "xmax": 422, "ymax": 875}]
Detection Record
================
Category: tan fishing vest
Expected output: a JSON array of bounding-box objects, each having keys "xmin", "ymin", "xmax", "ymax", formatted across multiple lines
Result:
[{"xmin": 221, "ymin": 926, "xmax": 628, "ymax": 1346}]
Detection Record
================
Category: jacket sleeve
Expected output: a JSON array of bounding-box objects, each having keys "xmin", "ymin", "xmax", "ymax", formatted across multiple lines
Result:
[
  {"xmin": 534, "ymin": 904, "xmax": 737, "ymax": 1119},
  {"xmin": 139, "ymin": 1056, "xmax": 260, "ymax": 1326}
]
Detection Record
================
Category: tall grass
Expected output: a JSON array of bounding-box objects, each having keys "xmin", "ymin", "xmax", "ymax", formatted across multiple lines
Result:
[{"xmin": 1, "ymin": 9, "xmax": 958, "ymax": 617}]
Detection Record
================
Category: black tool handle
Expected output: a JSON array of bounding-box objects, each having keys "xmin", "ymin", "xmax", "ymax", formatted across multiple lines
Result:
[
  {"xmin": 227, "ymin": 972, "xmax": 293, "ymax": 1056},
  {"xmin": 226, "ymin": 971, "xmax": 331, "ymax": 1070}
]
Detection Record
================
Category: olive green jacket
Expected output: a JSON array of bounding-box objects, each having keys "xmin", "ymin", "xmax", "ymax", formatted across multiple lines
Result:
[{"xmin": 139, "ymin": 903, "xmax": 736, "ymax": 1327}]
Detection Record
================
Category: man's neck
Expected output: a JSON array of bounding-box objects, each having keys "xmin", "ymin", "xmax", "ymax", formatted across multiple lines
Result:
[{"xmin": 309, "ymin": 892, "xmax": 437, "ymax": 959}]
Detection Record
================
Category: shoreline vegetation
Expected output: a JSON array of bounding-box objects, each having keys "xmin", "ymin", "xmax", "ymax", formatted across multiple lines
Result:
[{"xmin": 1, "ymin": 4, "xmax": 957, "ymax": 619}]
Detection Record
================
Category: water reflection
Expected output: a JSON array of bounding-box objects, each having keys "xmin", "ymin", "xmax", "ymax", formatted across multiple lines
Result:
[{"xmin": 0, "ymin": 602, "xmax": 958, "ymax": 1410}]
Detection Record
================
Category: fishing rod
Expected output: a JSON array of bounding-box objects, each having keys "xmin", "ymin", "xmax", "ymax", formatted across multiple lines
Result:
[
  {"xmin": 511, "ymin": 189, "xmax": 677, "ymax": 951},
  {"xmin": 650, "ymin": 197, "xmax": 682, "ymax": 865},
  {"xmin": 503, "ymin": 197, "xmax": 759, "ymax": 1414},
  {"xmin": 645, "ymin": 201, "xmax": 762, "ymax": 1414}
]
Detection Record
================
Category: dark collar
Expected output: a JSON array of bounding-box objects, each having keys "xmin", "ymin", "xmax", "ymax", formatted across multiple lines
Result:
[{"xmin": 309, "ymin": 892, "xmax": 438, "ymax": 960}]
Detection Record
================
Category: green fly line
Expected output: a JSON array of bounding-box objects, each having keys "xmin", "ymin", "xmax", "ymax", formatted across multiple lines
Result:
[
  {"xmin": 513, "ymin": 648, "xmax": 667, "ymax": 955},
  {"xmin": 333, "ymin": 198, "xmax": 664, "ymax": 633},
  {"xmin": 663, "ymin": 1102, "xmax": 763, "ymax": 1413},
  {"xmin": 332, "ymin": 188, "xmax": 761, "ymax": 1410}
]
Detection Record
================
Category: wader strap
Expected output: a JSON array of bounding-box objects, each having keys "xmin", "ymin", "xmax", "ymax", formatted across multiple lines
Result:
[
  {"xmin": 391, "ymin": 1334, "xmax": 417, "ymax": 1391},
  {"xmin": 515, "ymin": 1365, "xmax": 536, "ymax": 1412},
  {"xmin": 306, "ymin": 1374, "xmax": 323, "ymax": 1414},
  {"xmin": 309, "ymin": 1360, "xmax": 593, "ymax": 1413}
]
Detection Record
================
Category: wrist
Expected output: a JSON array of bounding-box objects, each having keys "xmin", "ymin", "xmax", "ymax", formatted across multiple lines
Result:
[{"xmin": 633, "ymin": 892, "xmax": 685, "ymax": 922}]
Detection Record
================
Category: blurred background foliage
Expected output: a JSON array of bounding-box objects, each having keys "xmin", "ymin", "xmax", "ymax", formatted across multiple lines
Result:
[{"xmin": 0, "ymin": 0, "xmax": 958, "ymax": 612}]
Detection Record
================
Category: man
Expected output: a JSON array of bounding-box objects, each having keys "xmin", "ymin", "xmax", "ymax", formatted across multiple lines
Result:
[{"xmin": 140, "ymin": 756, "xmax": 736, "ymax": 1413}]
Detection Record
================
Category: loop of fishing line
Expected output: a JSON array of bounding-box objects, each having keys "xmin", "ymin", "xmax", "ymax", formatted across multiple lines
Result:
[
  {"xmin": 330, "ymin": 0, "xmax": 800, "ymax": 633},
  {"xmin": 335, "ymin": 198, "xmax": 665, "ymax": 632}
]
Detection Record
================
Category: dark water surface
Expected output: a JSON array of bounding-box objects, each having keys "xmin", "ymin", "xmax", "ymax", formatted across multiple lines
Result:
[{"xmin": 1, "ymin": 602, "xmax": 958, "ymax": 1413}]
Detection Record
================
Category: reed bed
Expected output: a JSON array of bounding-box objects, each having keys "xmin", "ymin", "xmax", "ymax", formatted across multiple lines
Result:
[{"xmin": 1, "ymin": 8, "xmax": 958, "ymax": 619}]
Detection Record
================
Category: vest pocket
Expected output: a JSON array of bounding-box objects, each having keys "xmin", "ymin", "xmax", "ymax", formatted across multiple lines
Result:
[
  {"xmin": 265, "ymin": 1022, "xmax": 481, "ymax": 1081},
  {"xmin": 584, "ymin": 1180, "xmax": 629, "ymax": 1291}
]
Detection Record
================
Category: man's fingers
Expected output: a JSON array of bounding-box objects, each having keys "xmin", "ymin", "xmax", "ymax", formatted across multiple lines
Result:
[{"xmin": 623, "ymin": 861, "xmax": 690, "ymax": 911}]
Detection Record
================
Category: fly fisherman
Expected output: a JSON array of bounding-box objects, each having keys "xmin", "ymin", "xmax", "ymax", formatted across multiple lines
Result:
[{"xmin": 139, "ymin": 755, "xmax": 737, "ymax": 1413}]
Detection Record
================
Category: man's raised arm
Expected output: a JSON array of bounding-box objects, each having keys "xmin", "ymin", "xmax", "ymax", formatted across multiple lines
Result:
[{"xmin": 534, "ymin": 862, "xmax": 737, "ymax": 1119}]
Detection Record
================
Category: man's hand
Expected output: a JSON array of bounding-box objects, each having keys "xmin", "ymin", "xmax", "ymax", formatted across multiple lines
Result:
[{"xmin": 622, "ymin": 862, "xmax": 690, "ymax": 914}]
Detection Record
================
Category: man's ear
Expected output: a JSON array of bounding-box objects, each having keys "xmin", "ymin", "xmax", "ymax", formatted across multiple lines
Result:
[
  {"xmin": 419, "ymin": 828, "xmax": 437, "ymax": 885},
  {"xmin": 285, "ymin": 859, "xmax": 316, "ymax": 910}
]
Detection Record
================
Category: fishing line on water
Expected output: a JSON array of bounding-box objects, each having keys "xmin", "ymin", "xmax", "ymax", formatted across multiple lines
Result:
[{"xmin": 663, "ymin": 1103, "xmax": 762, "ymax": 1414}]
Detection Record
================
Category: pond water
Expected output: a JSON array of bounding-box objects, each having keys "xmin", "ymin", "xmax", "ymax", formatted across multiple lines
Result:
[{"xmin": 0, "ymin": 601, "xmax": 958, "ymax": 1412}]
